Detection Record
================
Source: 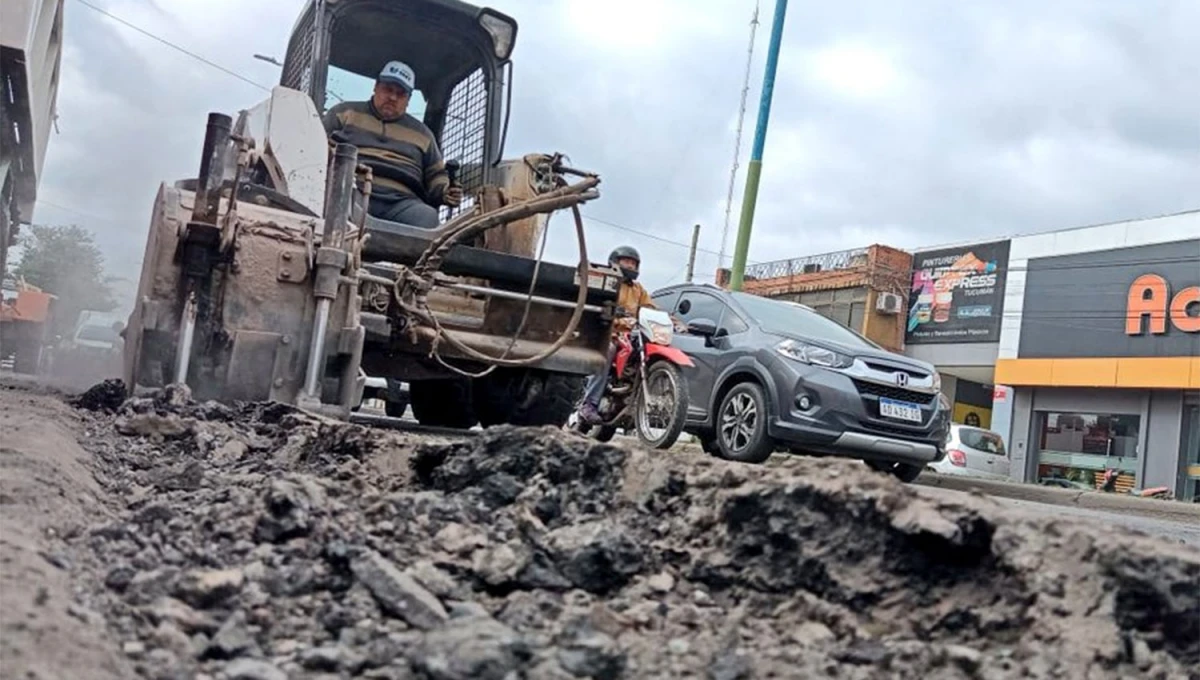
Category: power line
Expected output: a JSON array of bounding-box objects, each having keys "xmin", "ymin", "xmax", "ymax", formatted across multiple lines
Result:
[
  {"xmin": 63, "ymin": 0, "xmax": 1197, "ymax": 286},
  {"xmin": 719, "ymin": 2, "xmax": 760, "ymax": 270},
  {"xmin": 582, "ymin": 213, "xmax": 762, "ymax": 264},
  {"xmin": 60, "ymin": 0, "xmax": 755, "ymax": 272},
  {"xmin": 71, "ymin": 0, "xmax": 270, "ymax": 92},
  {"xmin": 35, "ymin": 198, "xmax": 125, "ymax": 225}
]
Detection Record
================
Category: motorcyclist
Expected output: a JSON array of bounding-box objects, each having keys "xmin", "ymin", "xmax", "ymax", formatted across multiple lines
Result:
[{"xmin": 577, "ymin": 245, "xmax": 656, "ymax": 424}]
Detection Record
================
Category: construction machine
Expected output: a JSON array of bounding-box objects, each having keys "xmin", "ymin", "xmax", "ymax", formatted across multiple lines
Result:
[
  {"xmin": 0, "ymin": 275, "xmax": 56, "ymax": 373},
  {"xmin": 122, "ymin": 0, "xmax": 623, "ymax": 426}
]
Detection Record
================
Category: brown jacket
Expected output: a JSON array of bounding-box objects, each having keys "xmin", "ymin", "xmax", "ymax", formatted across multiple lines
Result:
[{"xmin": 613, "ymin": 280, "xmax": 657, "ymax": 336}]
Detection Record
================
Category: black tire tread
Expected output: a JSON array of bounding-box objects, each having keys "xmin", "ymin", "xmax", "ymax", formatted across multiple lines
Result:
[
  {"xmin": 474, "ymin": 369, "xmax": 584, "ymax": 428},
  {"xmin": 716, "ymin": 381, "xmax": 774, "ymax": 464},
  {"xmin": 636, "ymin": 361, "xmax": 689, "ymax": 449},
  {"xmin": 410, "ymin": 379, "xmax": 477, "ymax": 428}
]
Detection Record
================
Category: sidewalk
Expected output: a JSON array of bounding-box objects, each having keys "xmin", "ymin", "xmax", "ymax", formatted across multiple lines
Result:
[{"xmin": 915, "ymin": 472, "xmax": 1200, "ymax": 523}]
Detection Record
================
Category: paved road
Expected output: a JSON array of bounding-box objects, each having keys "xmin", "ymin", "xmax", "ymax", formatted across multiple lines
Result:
[
  {"xmin": 916, "ymin": 485, "xmax": 1200, "ymax": 548},
  {"xmin": 994, "ymin": 496, "xmax": 1200, "ymax": 547}
]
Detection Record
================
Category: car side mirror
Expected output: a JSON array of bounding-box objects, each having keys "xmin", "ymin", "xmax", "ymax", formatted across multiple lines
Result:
[{"xmin": 687, "ymin": 318, "xmax": 718, "ymax": 336}]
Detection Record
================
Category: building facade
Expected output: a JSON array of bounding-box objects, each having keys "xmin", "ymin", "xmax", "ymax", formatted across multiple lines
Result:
[
  {"xmin": 992, "ymin": 212, "xmax": 1200, "ymax": 500},
  {"xmin": 720, "ymin": 213, "xmax": 1198, "ymax": 499},
  {"xmin": 715, "ymin": 244, "xmax": 912, "ymax": 351}
]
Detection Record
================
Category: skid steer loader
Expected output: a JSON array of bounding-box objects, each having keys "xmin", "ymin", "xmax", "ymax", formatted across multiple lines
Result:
[{"xmin": 122, "ymin": 0, "xmax": 623, "ymax": 427}]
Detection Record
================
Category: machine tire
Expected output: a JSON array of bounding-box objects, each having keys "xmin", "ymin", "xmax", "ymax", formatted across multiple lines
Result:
[
  {"xmin": 11, "ymin": 330, "xmax": 41, "ymax": 375},
  {"xmin": 410, "ymin": 378, "xmax": 477, "ymax": 429},
  {"xmin": 635, "ymin": 361, "xmax": 689, "ymax": 450},
  {"xmin": 473, "ymin": 369, "xmax": 584, "ymax": 428},
  {"xmin": 715, "ymin": 381, "xmax": 773, "ymax": 464},
  {"xmin": 865, "ymin": 460, "xmax": 924, "ymax": 483},
  {"xmin": 384, "ymin": 378, "xmax": 410, "ymax": 418},
  {"xmin": 384, "ymin": 393, "xmax": 410, "ymax": 418}
]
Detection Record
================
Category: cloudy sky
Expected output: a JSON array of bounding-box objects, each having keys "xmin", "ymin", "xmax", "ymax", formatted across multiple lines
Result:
[{"xmin": 31, "ymin": 0, "xmax": 1200, "ymax": 307}]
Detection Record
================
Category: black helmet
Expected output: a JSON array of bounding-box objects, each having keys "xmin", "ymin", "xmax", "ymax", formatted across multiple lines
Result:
[
  {"xmin": 608, "ymin": 245, "xmax": 641, "ymax": 282},
  {"xmin": 608, "ymin": 245, "xmax": 640, "ymax": 266}
]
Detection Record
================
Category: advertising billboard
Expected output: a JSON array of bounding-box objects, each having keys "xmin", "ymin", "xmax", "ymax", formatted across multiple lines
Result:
[
  {"xmin": 1018, "ymin": 239, "xmax": 1199, "ymax": 358},
  {"xmin": 906, "ymin": 240, "xmax": 1011, "ymax": 345}
]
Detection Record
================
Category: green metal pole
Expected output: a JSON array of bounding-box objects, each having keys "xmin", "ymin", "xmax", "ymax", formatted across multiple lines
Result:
[{"xmin": 728, "ymin": 0, "xmax": 788, "ymax": 292}]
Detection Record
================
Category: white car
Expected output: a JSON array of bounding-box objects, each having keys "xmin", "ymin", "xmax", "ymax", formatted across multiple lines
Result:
[{"xmin": 927, "ymin": 423, "xmax": 1011, "ymax": 481}]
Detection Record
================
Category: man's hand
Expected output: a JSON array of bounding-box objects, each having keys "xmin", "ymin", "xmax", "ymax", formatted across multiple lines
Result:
[{"xmin": 444, "ymin": 186, "xmax": 464, "ymax": 207}]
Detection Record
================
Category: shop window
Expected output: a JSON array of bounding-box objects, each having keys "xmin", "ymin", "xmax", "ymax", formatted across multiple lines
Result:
[
  {"xmin": 787, "ymin": 288, "xmax": 867, "ymax": 331},
  {"xmin": 1035, "ymin": 411, "xmax": 1140, "ymax": 491},
  {"xmin": 848, "ymin": 301, "xmax": 865, "ymax": 332},
  {"xmin": 1180, "ymin": 401, "xmax": 1199, "ymax": 502}
]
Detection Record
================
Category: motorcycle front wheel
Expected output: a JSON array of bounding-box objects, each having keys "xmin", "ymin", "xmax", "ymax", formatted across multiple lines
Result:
[{"xmin": 635, "ymin": 361, "xmax": 689, "ymax": 449}]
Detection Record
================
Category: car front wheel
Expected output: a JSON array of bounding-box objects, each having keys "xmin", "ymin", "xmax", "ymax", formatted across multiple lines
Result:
[{"xmin": 715, "ymin": 382, "xmax": 773, "ymax": 464}]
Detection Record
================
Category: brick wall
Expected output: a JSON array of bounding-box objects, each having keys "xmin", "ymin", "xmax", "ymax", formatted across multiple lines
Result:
[{"xmin": 714, "ymin": 244, "xmax": 914, "ymax": 351}]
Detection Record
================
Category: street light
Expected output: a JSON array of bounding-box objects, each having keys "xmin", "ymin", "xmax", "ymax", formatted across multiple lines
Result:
[{"xmin": 253, "ymin": 54, "xmax": 282, "ymax": 67}]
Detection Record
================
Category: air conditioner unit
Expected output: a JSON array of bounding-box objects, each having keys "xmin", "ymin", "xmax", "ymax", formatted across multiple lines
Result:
[{"xmin": 875, "ymin": 292, "xmax": 902, "ymax": 314}]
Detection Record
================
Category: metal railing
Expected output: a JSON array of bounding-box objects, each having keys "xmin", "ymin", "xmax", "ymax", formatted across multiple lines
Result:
[{"xmin": 743, "ymin": 246, "xmax": 869, "ymax": 280}]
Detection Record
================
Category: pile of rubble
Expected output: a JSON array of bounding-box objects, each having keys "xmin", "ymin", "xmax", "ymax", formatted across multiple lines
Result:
[{"xmin": 56, "ymin": 381, "xmax": 1200, "ymax": 679}]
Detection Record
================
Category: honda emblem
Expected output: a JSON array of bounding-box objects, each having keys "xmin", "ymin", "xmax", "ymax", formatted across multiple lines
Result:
[{"xmin": 894, "ymin": 372, "xmax": 909, "ymax": 387}]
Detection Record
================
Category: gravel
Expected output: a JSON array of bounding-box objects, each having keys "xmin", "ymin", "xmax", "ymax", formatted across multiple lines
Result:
[{"xmin": 11, "ymin": 381, "xmax": 1200, "ymax": 679}]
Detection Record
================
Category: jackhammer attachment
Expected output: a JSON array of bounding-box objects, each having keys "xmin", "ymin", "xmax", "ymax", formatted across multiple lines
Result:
[{"xmin": 123, "ymin": 112, "xmax": 367, "ymax": 419}]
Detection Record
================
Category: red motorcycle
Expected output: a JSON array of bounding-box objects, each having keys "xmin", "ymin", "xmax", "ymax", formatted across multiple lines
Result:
[{"xmin": 569, "ymin": 307, "xmax": 693, "ymax": 449}]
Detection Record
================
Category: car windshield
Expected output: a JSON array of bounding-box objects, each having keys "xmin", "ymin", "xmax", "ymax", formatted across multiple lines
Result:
[
  {"xmin": 76, "ymin": 325, "xmax": 120, "ymax": 344},
  {"xmin": 730, "ymin": 292, "xmax": 878, "ymax": 348},
  {"xmin": 958, "ymin": 426, "xmax": 1006, "ymax": 455}
]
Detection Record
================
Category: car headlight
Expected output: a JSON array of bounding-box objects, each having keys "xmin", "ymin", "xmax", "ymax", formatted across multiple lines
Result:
[
  {"xmin": 932, "ymin": 371, "xmax": 942, "ymax": 392},
  {"xmin": 775, "ymin": 339, "xmax": 852, "ymax": 369},
  {"xmin": 938, "ymin": 392, "xmax": 950, "ymax": 410}
]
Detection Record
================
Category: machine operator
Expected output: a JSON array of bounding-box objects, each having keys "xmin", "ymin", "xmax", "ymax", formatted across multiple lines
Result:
[{"xmin": 322, "ymin": 60, "xmax": 463, "ymax": 228}]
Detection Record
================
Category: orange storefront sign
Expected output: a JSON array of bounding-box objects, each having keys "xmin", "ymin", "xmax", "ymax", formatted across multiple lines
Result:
[{"xmin": 1126, "ymin": 274, "xmax": 1200, "ymax": 335}]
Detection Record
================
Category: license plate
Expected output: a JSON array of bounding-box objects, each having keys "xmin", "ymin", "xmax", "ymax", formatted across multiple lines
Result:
[{"xmin": 879, "ymin": 397, "xmax": 922, "ymax": 423}]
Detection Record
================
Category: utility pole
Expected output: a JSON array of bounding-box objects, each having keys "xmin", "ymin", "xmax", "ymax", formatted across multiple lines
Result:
[
  {"xmin": 685, "ymin": 224, "xmax": 701, "ymax": 283},
  {"xmin": 728, "ymin": 0, "xmax": 788, "ymax": 292}
]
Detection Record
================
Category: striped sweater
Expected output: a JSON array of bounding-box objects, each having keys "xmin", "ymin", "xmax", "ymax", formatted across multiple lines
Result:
[{"xmin": 321, "ymin": 100, "xmax": 450, "ymax": 205}]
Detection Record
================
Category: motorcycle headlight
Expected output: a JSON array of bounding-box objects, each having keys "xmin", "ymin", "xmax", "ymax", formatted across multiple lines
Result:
[
  {"xmin": 644, "ymin": 320, "xmax": 673, "ymax": 345},
  {"xmin": 775, "ymin": 339, "xmax": 852, "ymax": 369}
]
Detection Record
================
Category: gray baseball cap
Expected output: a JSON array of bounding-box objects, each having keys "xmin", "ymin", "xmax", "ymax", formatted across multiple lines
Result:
[{"xmin": 378, "ymin": 60, "xmax": 415, "ymax": 93}]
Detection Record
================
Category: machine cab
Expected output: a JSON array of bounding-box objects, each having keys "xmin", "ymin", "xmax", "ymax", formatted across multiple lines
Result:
[{"xmin": 279, "ymin": 0, "xmax": 517, "ymax": 222}]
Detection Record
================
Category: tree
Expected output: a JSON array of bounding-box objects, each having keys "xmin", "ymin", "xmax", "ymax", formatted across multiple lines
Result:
[{"xmin": 13, "ymin": 224, "xmax": 118, "ymax": 336}]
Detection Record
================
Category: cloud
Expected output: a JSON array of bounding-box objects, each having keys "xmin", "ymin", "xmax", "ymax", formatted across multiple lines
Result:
[{"xmin": 32, "ymin": 0, "xmax": 1199, "ymax": 303}]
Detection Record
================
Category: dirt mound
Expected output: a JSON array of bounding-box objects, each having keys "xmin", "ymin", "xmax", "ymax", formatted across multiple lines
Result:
[
  {"xmin": 72, "ymin": 378, "xmax": 128, "ymax": 412},
  {"xmin": 6, "ymin": 383, "xmax": 1200, "ymax": 679}
]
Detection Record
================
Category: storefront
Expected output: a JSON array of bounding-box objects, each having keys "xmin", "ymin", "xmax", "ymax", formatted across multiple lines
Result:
[
  {"xmin": 903, "ymin": 239, "xmax": 1011, "ymax": 429},
  {"xmin": 992, "ymin": 214, "xmax": 1200, "ymax": 500}
]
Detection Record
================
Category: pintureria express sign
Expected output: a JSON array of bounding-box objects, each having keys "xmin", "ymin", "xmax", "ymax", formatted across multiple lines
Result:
[{"xmin": 905, "ymin": 240, "xmax": 1011, "ymax": 345}]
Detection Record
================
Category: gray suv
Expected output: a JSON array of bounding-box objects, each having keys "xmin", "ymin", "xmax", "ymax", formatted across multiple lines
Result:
[{"xmin": 651, "ymin": 283, "xmax": 950, "ymax": 481}]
